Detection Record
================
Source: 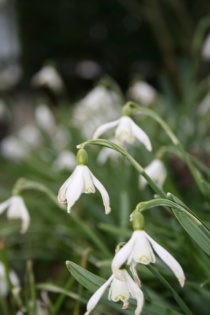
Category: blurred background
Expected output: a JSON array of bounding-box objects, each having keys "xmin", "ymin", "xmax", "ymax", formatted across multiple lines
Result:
[{"xmin": 1, "ymin": 0, "xmax": 210, "ymax": 314}]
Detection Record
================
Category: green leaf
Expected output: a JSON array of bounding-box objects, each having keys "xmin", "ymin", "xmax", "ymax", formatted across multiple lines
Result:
[
  {"xmin": 66, "ymin": 261, "xmax": 186, "ymax": 315},
  {"xmin": 66, "ymin": 261, "xmax": 106, "ymax": 294},
  {"xmin": 168, "ymin": 194, "xmax": 210, "ymax": 256}
]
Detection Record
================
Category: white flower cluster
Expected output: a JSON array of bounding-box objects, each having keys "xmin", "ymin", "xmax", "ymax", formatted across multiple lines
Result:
[{"xmin": 55, "ymin": 106, "xmax": 184, "ymax": 315}]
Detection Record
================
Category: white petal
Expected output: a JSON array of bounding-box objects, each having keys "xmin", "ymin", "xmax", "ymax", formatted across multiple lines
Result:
[
  {"xmin": 57, "ymin": 167, "xmax": 78, "ymax": 203},
  {"xmin": 115, "ymin": 116, "xmax": 134, "ymax": 144},
  {"xmin": 93, "ymin": 119, "xmax": 120, "ymax": 139},
  {"xmin": 140, "ymin": 160, "xmax": 167, "ymax": 189},
  {"xmin": 85, "ymin": 275, "xmax": 114, "ymax": 315},
  {"xmin": 130, "ymin": 119, "xmax": 152, "ymax": 151},
  {"xmin": 91, "ymin": 172, "xmax": 111, "ymax": 214},
  {"xmin": 0, "ymin": 198, "xmax": 12, "ymax": 214},
  {"xmin": 112, "ymin": 232, "xmax": 137, "ymax": 274},
  {"xmin": 65, "ymin": 166, "xmax": 85, "ymax": 212},
  {"xmin": 109, "ymin": 272, "xmax": 130, "ymax": 302},
  {"xmin": 132, "ymin": 231, "xmax": 155, "ymax": 265},
  {"xmin": 130, "ymin": 261, "xmax": 141, "ymax": 287},
  {"xmin": 123, "ymin": 270, "xmax": 144, "ymax": 315},
  {"xmin": 7, "ymin": 196, "xmax": 30, "ymax": 233},
  {"xmin": 82, "ymin": 166, "xmax": 96, "ymax": 193},
  {"xmin": 146, "ymin": 233, "xmax": 185, "ymax": 287}
]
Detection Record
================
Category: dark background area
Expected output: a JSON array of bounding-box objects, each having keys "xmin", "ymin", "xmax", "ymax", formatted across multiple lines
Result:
[{"xmin": 14, "ymin": 0, "xmax": 210, "ymax": 99}]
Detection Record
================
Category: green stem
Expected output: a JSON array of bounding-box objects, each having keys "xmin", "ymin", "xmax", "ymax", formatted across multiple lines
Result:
[
  {"xmin": 79, "ymin": 139, "xmax": 166, "ymax": 199},
  {"xmin": 51, "ymin": 277, "xmax": 75, "ymax": 315}
]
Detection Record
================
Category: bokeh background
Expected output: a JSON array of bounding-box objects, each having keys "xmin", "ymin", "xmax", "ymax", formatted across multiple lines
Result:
[{"xmin": 1, "ymin": 1, "xmax": 210, "ymax": 314}]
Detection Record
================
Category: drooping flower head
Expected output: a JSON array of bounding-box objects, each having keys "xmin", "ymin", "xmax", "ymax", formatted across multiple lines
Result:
[
  {"xmin": 57, "ymin": 148, "xmax": 111, "ymax": 214},
  {"xmin": 85, "ymin": 268, "xmax": 144, "ymax": 315},
  {"xmin": 0, "ymin": 195, "xmax": 30, "ymax": 233},
  {"xmin": 93, "ymin": 114, "xmax": 152, "ymax": 151},
  {"xmin": 112, "ymin": 212, "xmax": 185, "ymax": 287},
  {"xmin": 139, "ymin": 159, "xmax": 167, "ymax": 189}
]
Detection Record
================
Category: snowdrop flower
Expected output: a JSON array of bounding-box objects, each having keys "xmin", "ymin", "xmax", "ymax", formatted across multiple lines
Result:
[
  {"xmin": 53, "ymin": 150, "xmax": 77, "ymax": 171},
  {"xmin": 72, "ymin": 85, "xmax": 122, "ymax": 138},
  {"xmin": 93, "ymin": 116, "xmax": 152, "ymax": 151},
  {"xmin": 1, "ymin": 136, "xmax": 30, "ymax": 162},
  {"xmin": 35, "ymin": 104, "xmax": 56, "ymax": 134},
  {"xmin": 139, "ymin": 159, "xmax": 167, "ymax": 189},
  {"xmin": 31, "ymin": 65, "xmax": 64, "ymax": 92},
  {"xmin": 97, "ymin": 138, "xmax": 121, "ymax": 165},
  {"xmin": 0, "ymin": 196, "xmax": 30, "ymax": 233},
  {"xmin": 18, "ymin": 125, "xmax": 42, "ymax": 148},
  {"xmin": 112, "ymin": 228, "xmax": 185, "ymax": 287},
  {"xmin": 198, "ymin": 93, "xmax": 210, "ymax": 116},
  {"xmin": 0, "ymin": 261, "xmax": 19, "ymax": 296},
  {"xmin": 85, "ymin": 269, "xmax": 144, "ymax": 315},
  {"xmin": 127, "ymin": 81, "xmax": 157, "ymax": 106},
  {"xmin": 57, "ymin": 149, "xmax": 111, "ymax": 214},
  {"xmin": 202, "ymin": 33, "xmax": 210, "ymax": 61}
]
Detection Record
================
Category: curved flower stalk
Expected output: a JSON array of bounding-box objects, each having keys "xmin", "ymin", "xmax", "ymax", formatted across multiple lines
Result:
[
  {"xmin": 112, "ymin": 229, "xmax": 185, "ymax": 287},
  {"xmin": 0, "ymin": 195, "xmax": 30, "ymax": 233},
  {"xmin": 57, "ymin": 149, "xmax": 111, "ymax": 214},
  {"xmin": 139, "ymin": 159, "xmax": 167, "ymax": 189},
  {"xmin": 85, "ymin": 269, "xmax": 144, "ymax": 315},
  {"xmin": 93, "ymin": 116, "xmax": 152, "ymax": 151}
]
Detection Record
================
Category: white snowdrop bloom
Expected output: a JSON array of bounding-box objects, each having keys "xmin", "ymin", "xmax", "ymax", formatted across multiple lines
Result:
[
  {"xmin": 112, "ymin": 230, "xmax": 185, "ymax": 287},
  {"xmin": 58, "ymin": 165, "xmax": 111, "ymax": 214},
  {"xmin": 0, "ymin": 261, "xmax": 19, "ymax": 296},
  {"xmin": 202, "ymin": 33, "xmax": 210, "ymax": 60},
  {"xmin": 97, "ymin": 138, "xmax": 121, "ymax": 165},
  {"xmin": 35, "ymin": 104, "xmax": 55, "ymax": 134},
  {"xmin": 0, "ymin": 196, "xmax": 30, "ymax": 233},
  {"xmin": 18, "ymin": 125, "xmax": 42, "ymax": 148},
  {"xmin": 1, "ymin": 136, "xmax": 30, "ymax": 161},
  {"xmin": 54, "ymin": 150, "xmax": 77, "ymax": 171},
  {"xmin": 127, "ymin": 81, "xmax": 157, "ymax": 106},
  {"xmin": 72, "ymin": 86, "xmax": 122, "ymax": 138},
  {"xmin": 139, "ymin": 159, "xmax": 167, "ymax": 188},
  {"xmin": 85, "ymin": 269, "xmax": 144, "ymax": 315},
  {"xmin": 31, "ymin": 65, "xmax": 64, "ymax": 92},
  {"xmin": 93, "ymin": 116, "xmax": 152, "ymax": 151}
]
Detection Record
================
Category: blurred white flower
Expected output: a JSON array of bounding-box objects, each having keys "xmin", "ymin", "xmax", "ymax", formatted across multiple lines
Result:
[
  {"xmin": 18, "ymin": 125, "xmax": 42, "ymax": 148},
  {"xmin": 58, "ymin": 165, "xmax": 111, "ymax": 214},
  {"xmin": 85, "ymin": 269, "xmax": 144, "ymax": 315},
  {"xmin": 53, "ymin": 150, "xmax": 77, "ymax": 171},
  {"xmin": 202, "ymin": 33, "xmax": 210, "ymax": 60},
  {"xmin": 127, "ymin": 81, "xmax": 157, "ymax": 106},
  {"xmin": 35, "ymin": 104, "xmax": 55, "ymax": 134},
  {"xmin": 0, "ymin": 261, "xmax": 19, "ymax": 296},
  {"xmin": 112, "ymin": 230, "xmax": 185, "ymax": 287},
  {"xmin": 16, "ymin": 299, "xmax": 49, "ymax": 315},
  {"xmin": 31, "ymin": 65, "xmax": 64, "ymax": 93},
  {"xmin": 139, "ymin": 159, "xmax": 167, "ymax": 188},
  {"xmin": 52, "ymin": 126, "xmax": 71, "ymax": 151},
  {"xmin": 72, "ymin": 86, "xmax": 122, "ymax": 138},
  {"xmin": 197, "ymin": 93, "xmax": 210, "ymax": 116},
  {"xmin": 1, "ymin": 136, "xmax": 30, "ymax": 161},
  {"xmin": 75, "ymin": 60, "xmax": 101, "ymax": 79},
  {"xmin": 93, "ymin": 116, "xmax": 152, "ymax": 151},
  {"xmin": 0, "ymin": 64, "xmax": 22, "ymax": 90},
  {"xmin": 0, "ymin": 196, "xmax": 30, "ymax": 233},
  {"xmin": 97, "ymin": 147, "xmax": 120, "ymax": 166}
]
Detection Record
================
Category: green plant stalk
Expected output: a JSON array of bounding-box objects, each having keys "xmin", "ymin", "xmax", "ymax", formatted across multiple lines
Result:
[
  {"xmin": 123, "ymin": 102, "xmax": 206, "ymax": 195},
  {"xmin": 27, "ymin": 261, "xmax": 37, "ymax": 315},
  {"xmin": 147, "ymin": 265, "xmax": 193, "ymax": 315},
  {"xmin": 78, "ymin": 139, "xmax": 166, "ymax": 199},
  {"xmin": 51, "ymin": 277, "xmax": 75, "ymax": 315}
]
